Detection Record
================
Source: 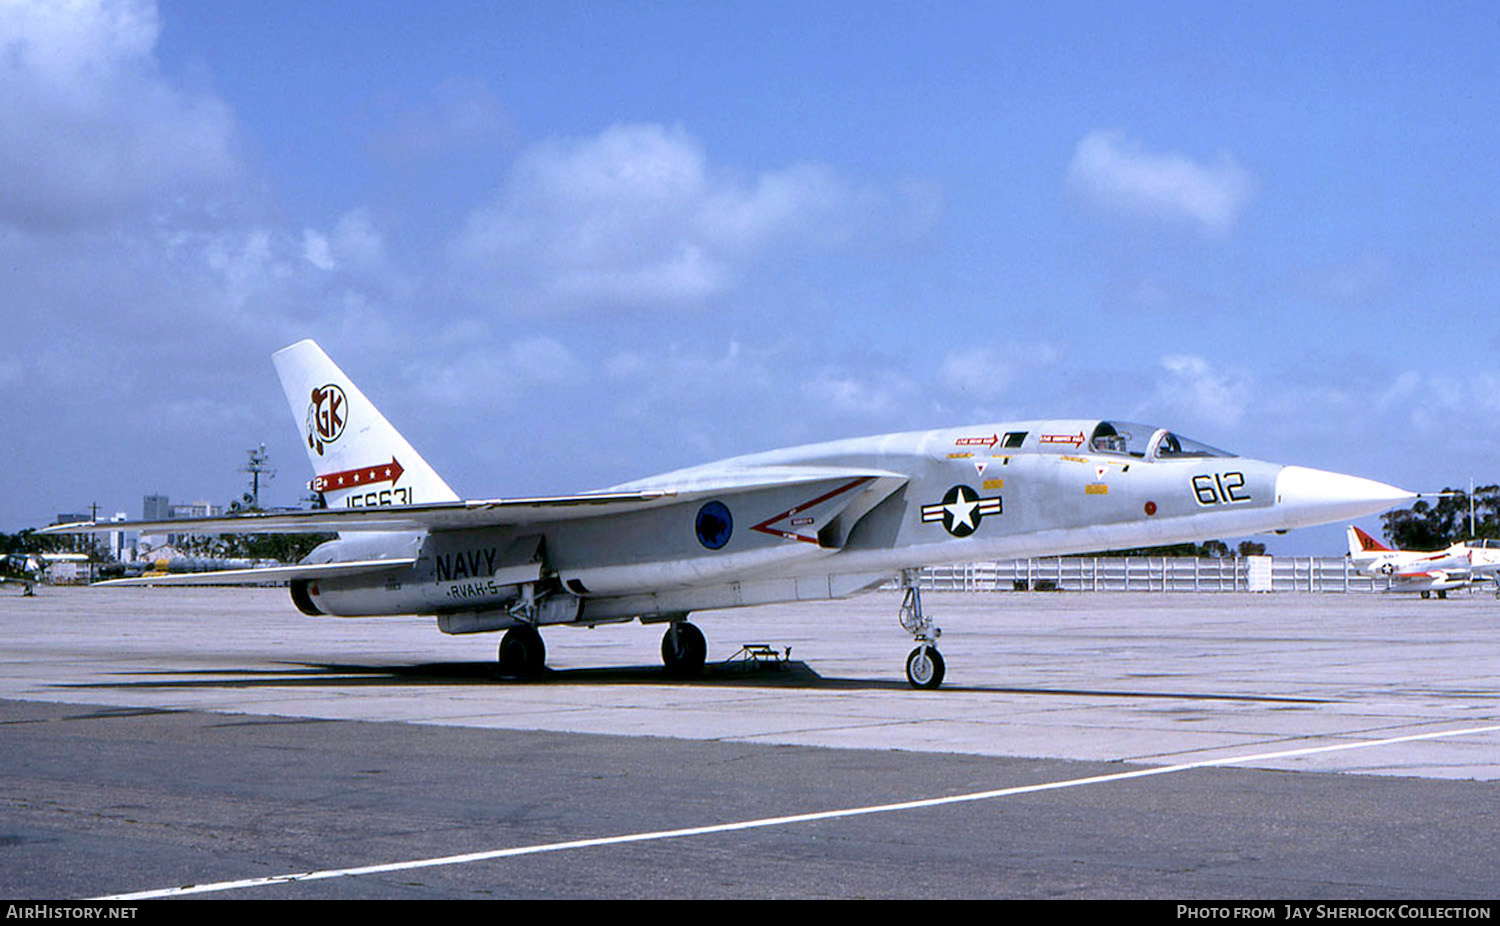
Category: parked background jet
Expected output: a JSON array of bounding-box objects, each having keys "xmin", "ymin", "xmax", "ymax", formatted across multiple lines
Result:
[
  {"xmin": 2, "ymin": 553, "xmax": 88, "ymax": 596},
  {"xmin": 1346, "ymin": 525, "xmax": 1500, "ymax": 598},
  {"xmin": 46, "ymin": 340, "xmax": 1415, "ymax": 688}
]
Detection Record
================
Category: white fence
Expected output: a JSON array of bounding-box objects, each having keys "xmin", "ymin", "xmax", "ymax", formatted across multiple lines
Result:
[{"xmin": 906, "ymin": 557, "xmax": 1444, "ymax": 594}]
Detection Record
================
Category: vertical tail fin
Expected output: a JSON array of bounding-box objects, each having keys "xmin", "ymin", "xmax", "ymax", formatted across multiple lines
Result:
[
  {"xmin": 1348, "ymin": 525, "xmax": 1389, "ymax": 557},
  {"xmin": 272, "ymin": 340, "xmax": 459, "ymax": 508}
]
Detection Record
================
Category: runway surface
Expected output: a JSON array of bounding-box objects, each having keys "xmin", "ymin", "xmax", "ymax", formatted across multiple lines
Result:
[{"xmin": 2, "ymin": 585, "xmax": 1497, "ymax": 899}]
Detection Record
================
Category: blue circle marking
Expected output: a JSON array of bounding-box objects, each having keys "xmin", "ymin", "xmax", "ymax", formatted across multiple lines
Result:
[{"xmin": 696, "ymin": 501, "xmax": 733, "ymax": 550}]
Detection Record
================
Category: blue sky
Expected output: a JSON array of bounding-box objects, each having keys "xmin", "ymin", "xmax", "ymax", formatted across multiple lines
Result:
[{"xmin": 2, "ymin": 0, "xmax": 1497, "ymax": 555}]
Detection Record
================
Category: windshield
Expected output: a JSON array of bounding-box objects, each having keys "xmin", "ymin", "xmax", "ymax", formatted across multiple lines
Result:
[{"xmin": 1089, "ymin": 421, "xmax": 1235, "ymax": 460}]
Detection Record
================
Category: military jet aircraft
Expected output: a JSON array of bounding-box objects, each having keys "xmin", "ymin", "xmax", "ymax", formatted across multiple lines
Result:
[
  {"xmin": 1346, "ymin": 526, "xmax": 1500, "ymax": 598},
  {"xmin": 2, "ymin": 552, "xmax": 89, "ymax": 595},
  {"xmin": 47, "ymin": 340, "xmax": 1414, "ymax": 688}
]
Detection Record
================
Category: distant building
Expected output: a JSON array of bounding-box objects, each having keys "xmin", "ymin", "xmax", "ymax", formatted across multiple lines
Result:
[
  {"xmin": 161, "ymin": 500, "xmax": 223, "ymax": 548},
  {"xmin": 143, "ymin": 494, "xmax": 170, "ymax": 521},
  {"xmin": 105, "ymin": 512, "xmax": 135, "ymax": 562},
  {"xmin": 139, "ymin": 495, "xmax": 172, "ymax": 553},
  {"xmin": 170, "ymin": 501, "xmax": 222, "ymax": 519}
]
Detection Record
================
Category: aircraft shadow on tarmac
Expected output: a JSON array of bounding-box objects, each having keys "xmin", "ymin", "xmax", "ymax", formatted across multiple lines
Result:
[{"xmin": 63, "ymin": 660, "xmax": 1331, "ymax": 703}]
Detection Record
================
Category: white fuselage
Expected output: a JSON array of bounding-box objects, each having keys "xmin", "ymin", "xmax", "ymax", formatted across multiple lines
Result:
[{"xmin": 301, "ymin": 420, "xmax": 1411, "ymax": 629}]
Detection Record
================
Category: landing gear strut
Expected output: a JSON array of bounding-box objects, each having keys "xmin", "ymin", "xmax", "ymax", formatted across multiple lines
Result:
[
  {"xmin": 898, "ymin": 569, "xmax": 944, "ymax": 689},
  {"xmin": 661, "ymin": 619, "xmax": 707, "ymax": 678},
  {"xmin": 498, "ymin": 625, "xmax": 546, "ymax": 678}
]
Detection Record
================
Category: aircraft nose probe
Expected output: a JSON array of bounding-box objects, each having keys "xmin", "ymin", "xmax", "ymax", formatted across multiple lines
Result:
[{"xmin": 1273, "ymin": 465, "xmax": 1416, "ymax": 528}]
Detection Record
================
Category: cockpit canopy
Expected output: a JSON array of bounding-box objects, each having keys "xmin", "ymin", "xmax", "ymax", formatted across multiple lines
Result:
[{"xmin": 1089, "ymin": 421, "xmax": 1235, "ymax": 461}]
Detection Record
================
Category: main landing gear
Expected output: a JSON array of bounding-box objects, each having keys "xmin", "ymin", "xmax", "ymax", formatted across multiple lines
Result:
[
  {"xmin": 661, "ymin": 619, "xmax": 707, "ymax": 678},
  {"xmin": 497, "ymin": 619, "xmax": 710, "ymax": 680},
  {"xmin": 498, "ymin": 625, "xmax": 546, "ymax": 678},
  {"xmin": 899, "ymin": 569, "xmax": 944, "ymax": 690},
  {"xmin": 495, "ymin": 599, "xmax": 935, "ymax": 687}
]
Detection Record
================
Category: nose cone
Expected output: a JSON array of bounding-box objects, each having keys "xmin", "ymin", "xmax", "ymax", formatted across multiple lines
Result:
[{"xmin": 1275, "ymin": 465, "xmax": 1416, "ymax": 529}]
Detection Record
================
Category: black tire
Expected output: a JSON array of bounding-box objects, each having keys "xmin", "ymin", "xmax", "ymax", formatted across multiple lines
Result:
[
  {"xmin": 498, "ymin": 626, "xmax": 546, "ymax": 678},
  {"xmin": 905, "ymin": 646, "xmax": 945, "ymax": 690},
  {"xmin": 661, "ymin": 621, "xmax": 707, "ymax": 678}
]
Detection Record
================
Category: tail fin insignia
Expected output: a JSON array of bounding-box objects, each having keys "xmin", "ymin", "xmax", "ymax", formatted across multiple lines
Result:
[
  {"xmin": 1349, "ymin": 525, "xmax": 1390, "ymax": 554},
  {"xmin": 307, "ymin": 384, "xmax": 347, "ymax": 455},
  {"xmin": 274, "ymin": 340, "xmax": 459, "ymax": 509}
]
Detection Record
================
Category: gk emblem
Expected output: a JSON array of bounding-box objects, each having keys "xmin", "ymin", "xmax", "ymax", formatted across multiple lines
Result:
[
  {"xmin": 921, "ymin": 484, "xmax": 1002, "ymax": 537},
  {"xmin": 306, "ymin": 383, "xmax": 347, "ymax": 456}
]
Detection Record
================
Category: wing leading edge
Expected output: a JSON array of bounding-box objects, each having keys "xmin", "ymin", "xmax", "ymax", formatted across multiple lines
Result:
[
  {"xmin": 43, "ymin": 467, "xmax": 909, "ymax": 536},
  {"xmin": 94, "ymin": 557, "xmax": 418, "ymax": 587}
]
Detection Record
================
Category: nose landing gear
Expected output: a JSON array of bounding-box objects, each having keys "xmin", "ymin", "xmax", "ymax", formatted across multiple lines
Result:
[{"xmin": 898, "ymin": 569, "xmax": 944, "ymax": 689}]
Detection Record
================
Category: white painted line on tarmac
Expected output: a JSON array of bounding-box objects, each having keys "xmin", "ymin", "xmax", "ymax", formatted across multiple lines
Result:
[{"xmin": 95, "ymin": 723, "xmax": 1500, "ymax": 900}]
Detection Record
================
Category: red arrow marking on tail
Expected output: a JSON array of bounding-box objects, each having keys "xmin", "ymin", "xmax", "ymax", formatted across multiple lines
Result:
[{"xmin": 312, "ymin": 458, "xmax": 405, "ymax": 493}]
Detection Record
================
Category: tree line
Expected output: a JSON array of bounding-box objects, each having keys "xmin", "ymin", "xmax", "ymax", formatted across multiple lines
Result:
[{"xmin": 1381, "ymin": 484, "xmax": 1500, "ymax": 550}]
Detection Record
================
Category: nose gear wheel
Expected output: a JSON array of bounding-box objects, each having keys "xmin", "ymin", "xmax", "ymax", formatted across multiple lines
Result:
[{"xmin": 898, "ymin": 569, "xmax": 944, "ymax": 689}]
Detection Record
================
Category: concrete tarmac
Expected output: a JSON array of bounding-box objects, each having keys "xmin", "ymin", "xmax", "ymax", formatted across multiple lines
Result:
[{"xmin": 1, "ymin": 585, "xmax": 1497, "ymax": 899}]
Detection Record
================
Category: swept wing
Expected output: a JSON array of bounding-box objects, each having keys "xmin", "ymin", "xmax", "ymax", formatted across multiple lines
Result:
[
  {"xmin": 96, "ymin": 557, "xmax": 418, "ymax": 587},
  {"xmin": 45, "ymin": 467, "xmax": 907, "ymax": 537}
]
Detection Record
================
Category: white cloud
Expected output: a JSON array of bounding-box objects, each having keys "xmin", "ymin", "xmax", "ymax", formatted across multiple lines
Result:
[
  {"xmin": 302, "ymin": 230, "xmax": 336, "ymax": 271},
  {"xmin": 202, "ymin": 228, "xmax": 280, "ymax": 311},
  {"xmin": 802, "ymin": 369, "xmax": 921, "ymax": 420},
  {"xmin": 1146, "ymin": 354, "xmax": 1251, "ymax": 426},
  {"xmin": 1375, "ymin": 370, "xmax": 1422, "ymax": 411},
  {"xmin": 404, "ymin": 336, "xmax": 585, "ymax": 410},
  {"xmin": 1068, "ymin": 130, "xmax": 1252, "ymax": 235},
  {"xmin": 303, "ymin": 209, "xmax": 388, "ymax": 274},
  {"xmin": 1392, "ymin": 370, "xmax": 1500, "ymax": 426},
  {"xmin": 937, "ymin": 343, "xmax": 1062, "ymax": 403},
  {"xmin": 1292, "ymin": 254, "xmax": 1392, "ymax": 308},
  {"xmin": 605, "ymin": 340, "xmax": 768, "ymax": 408},
  {"xmin": 296, "ymin": 209, "xmax": 416, "ymax": 315},
  {"xmin": 365, "ymin": 77, "xmax": 510, "ymax": 161},
  {"xmin": 329, "ymin": 210, "xmax": 386, "ymax": 270},
  {"xmin": 0, "ymin": 0, "xmax": 241, "ymax": 231},
  {"xmin": 550, "ymin": 241, "xmax": 730, "ymax": 306},
  {"xmin": 450, "ymin": 123, "xmax": 934, "ymax": 314}
]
